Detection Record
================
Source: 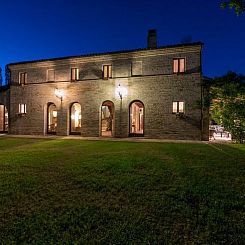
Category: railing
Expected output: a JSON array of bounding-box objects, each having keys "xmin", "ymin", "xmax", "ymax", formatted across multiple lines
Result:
[{"xmin": 209, "ymin": 125, "xmax": 231, "ymax": 140}]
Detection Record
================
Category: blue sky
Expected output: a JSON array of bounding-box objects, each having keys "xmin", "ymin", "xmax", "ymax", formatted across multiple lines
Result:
[{"xmin": 0, "ymin": 0, "xmax": 245, "ymax": 83}]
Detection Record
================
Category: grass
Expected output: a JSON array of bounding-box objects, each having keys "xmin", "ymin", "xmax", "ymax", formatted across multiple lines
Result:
[{"xmin": 0, "ymin": 137, "xmax": 244, "ymax": 244}]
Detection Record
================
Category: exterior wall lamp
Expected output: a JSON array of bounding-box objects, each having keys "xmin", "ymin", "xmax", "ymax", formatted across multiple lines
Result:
[
  {"xmin": 118, "ymin": 84, "xmax": 122, "ymax": 99},
  {"xmin": 55, "ymin": 89, "xmax": 64, "ymax": 101},
  {"xmin": 115, "ymin": 83, "xmax": 127, "ymax": 100}
]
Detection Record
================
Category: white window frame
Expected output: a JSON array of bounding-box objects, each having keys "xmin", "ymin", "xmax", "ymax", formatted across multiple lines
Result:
[
  {"xmin": 102, "ymin": 64, "xmax": 112, "ymax": 79},
  {"xmin": 19, "ymin": 103, "xmax": 27, "ymax": 114},
  {"xmin": 71, "ymin": 68, "xmax": 79, "ymax": 81},
  {"xmin": 19, "ymin": 72, "xmax": 27, "ymax": 85},
  {"xmin": 47, "ymin": 69, "xmax": 55, "ymax": 82},
  {"xmin": 172, "ymin": 101, "xmax": 185, "ymax": 114},
  {"xmin": 131, "ymin": 61, "xmax": 142, "ymax": 76},
  {"xmin": 173, "ymin": 58, "xmax": 186, "ymax": 73}
]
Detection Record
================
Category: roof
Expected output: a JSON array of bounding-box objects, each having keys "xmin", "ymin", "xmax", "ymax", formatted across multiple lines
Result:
[{"xmin": 7, "ymin": 42, "xmax": 203, "ymax": 67}]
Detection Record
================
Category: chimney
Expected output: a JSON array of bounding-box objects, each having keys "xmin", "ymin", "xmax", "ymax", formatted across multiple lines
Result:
[{"xmin": 147, "ymin": 29, "xmax": 157, "ymax": 49}]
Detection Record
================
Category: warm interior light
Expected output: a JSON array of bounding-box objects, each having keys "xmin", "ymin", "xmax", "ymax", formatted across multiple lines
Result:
[
  {"xmin": 53, "ymin": 110, "xmax": 57, "ymax": 118},
  {"xmin": 179, "ymin": 59, "xmax": 185, "ymax": 73},
  {"xmin": 74, "ymin": 111, "xmax": 80, "ymax": 127},
  {"xmin": 130, "ymin": 101, "xmax": 144, "ymax": 134},
  {"xmin": 19, "ymin": 104, "xmax": 26, "ymax": 114},
  {"xmin": 71, "ymin": 104, "xmax": 82, "ymax": 129},
  {"xmin": 173, "ymin": 102, "xmax": 178, "ymax": 113},
  {"xmin": 179, "ymin": 102, "xmax": 184, "ymax": 113}
]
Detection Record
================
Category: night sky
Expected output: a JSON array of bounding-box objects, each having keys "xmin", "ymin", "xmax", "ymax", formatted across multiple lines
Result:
[{"xmin": 1, "ymin": 0, "xmax": 245, "ymax": 84}]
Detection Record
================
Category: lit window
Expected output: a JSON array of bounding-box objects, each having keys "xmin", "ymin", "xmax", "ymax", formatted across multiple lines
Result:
[
  {"xmin": 19, "ymin": 72, "xmax": 27, "ymax": 85},
  {"xmin": 47, "ymin": 69, "xmax": 55, "ymax": 81},
  {"xmin": 71, "ymin": 68, "xmax": 79, "ymax": 81},
  {"xmin": 172, "ymin": 101, "xmax": 184, "ymax": 113},
  {"xmin": 130, "ymin": 101, "xmax": 144, "ymax": 135},
  {"xmin": 179, "ymin": 59, "xmax": 185, "ymax": 73},
  {"xmin": 103, "ymin": 65, "xmax": 112, "ymax": 79},
  {"xmin": 179, "ymin": 102, "xmax": 184, "ymax": 113},
  {"xmin": 0, "ymin": 105, "xmax": 8, "ymax": 132},
  {"xmin": 173, "ymin": 102, "xmax": 178, "ymax": 113},
  {"xmin": 173, "ymin": 58, "xmax": 185, "ymax": 73},
  {"xmin": 19, "ymin": 104, "xmax": 26, "ymax": 114},
  {"xmin": 48, "ymin": 103, "xmax": 57, "ymax": 133},
  {"xmin": 5, "ymin": 108, "xmax": 8, "ymax": 131},
  {"xmin": 70, "ymin": 103, "xmax": 81, "ymax": 134},
  {"xmin": 173, "ymin": 60, "xmax": 179, "ymax": 73}
]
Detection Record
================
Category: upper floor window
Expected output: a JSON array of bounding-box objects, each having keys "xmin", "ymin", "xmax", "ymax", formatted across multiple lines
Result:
[
  {"xmin": 19, "ymin": 72, "xmax": 27, "ymax": 85},
  {"xmin": 102, "ymin": 65, "xmax": 112, "ymax": 79},
  {"xmin": 173, "ymin": 58, "xmax": 185, "ymax": 73},
  {"xmin": 172, "ymin": 101, "xmax": 184, "ymax": 114},
  {"xmin": 71, "ymin": 68, "xmax": 79, "ymax": 81},
  {"xmin": 131, "ymin": 61, "xmax": 142, "ymax": 76},
  {"xmin": 47, "ymin": 69, "xmax": 55, "ymax": 81},
  {"xmin": 19, "ymin": 103, "xmax": 27, "ymax": 114}
]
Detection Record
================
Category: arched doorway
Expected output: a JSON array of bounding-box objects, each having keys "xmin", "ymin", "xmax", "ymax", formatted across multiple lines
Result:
[
  {"xmin": 0, "ymin": 105, "xmax": 8, "ymax": 133},
  {"xmin": 70, "ymin": 103, "xmax": 82, "ymax": 134},
  {"xmin": 101, "ymin": 101, "xmax": 114, "ymax": 137},
  {"xmin": 129, "ymin": 101, "xmax": 144, "ymax": 136},
  {"xmin": 47, "ymin": 103, "xmax": 57, "ymax": 134}
]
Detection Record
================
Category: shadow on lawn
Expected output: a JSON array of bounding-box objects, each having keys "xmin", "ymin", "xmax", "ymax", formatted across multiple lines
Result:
[{"xmin": 0, "ymin": 138, "xmax": 244, "ymax": 244}]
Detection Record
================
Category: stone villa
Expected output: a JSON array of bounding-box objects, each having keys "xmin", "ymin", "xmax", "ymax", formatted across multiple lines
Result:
[{"xmin": 0, "ymin": 30, "xmax": 209, "ymax": 140}]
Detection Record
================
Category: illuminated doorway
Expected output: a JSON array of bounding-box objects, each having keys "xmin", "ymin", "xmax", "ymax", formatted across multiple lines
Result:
[
  {"xmin": 47, "ymin": 103, "xmax": 57, "ymax": 134},
  {"xmin": 70, "ymin": 103, "xmax": 82, "ymax": 134},
  {"xmin": 129, "ymin": 101, "xmax": 144, "ymax": 136},
  {"xmin": 101, "ymin": 101, "xmax": 114, "ymax": 137},
  {"xmin": 0, "ymin": 105, "xmax": 8, "ymax": 133}
]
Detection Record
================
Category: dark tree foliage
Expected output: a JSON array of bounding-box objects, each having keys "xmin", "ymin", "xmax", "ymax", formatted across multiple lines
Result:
[
  {"xmin": 0, "ymin": 67, "xmax": 2, "ymax": 86},
  {"xmin": 207, "ymin": 72, "xmax": 245, "ymax": 143},
  {"xmin": 221, "ymin": 0, "xmax": 245, "ymax": 15}
]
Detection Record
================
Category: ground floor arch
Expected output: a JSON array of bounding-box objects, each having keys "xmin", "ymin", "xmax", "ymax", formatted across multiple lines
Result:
[
  {"xmin": 0, "ymin": 105, "xmax": 8, "ymax": 133},
  {"xmin": 101, "ymin": 101, "xmax": 114, "ymax": 137},
  {"xmin": 70, "ymin": 102, "xmax": 82, "ymax": 134},
  {"xmin": 47, "ymin": 103, "xmax": 57, "ymax": 134},
  {"xmin": 129, "ymin": 100, "xmax": 144, "ymax": 136}
]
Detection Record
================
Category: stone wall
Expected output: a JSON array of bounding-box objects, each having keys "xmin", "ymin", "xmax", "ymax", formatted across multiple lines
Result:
[{"xmin": 6, "ymin": 43, "xmax": 208, "ymax": 140}]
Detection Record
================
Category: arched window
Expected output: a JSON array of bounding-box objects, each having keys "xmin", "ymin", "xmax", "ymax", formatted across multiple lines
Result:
[
  {"xmin": 129, "ymin": 101, "xmax": 144, "ymax": 136},
  {"xmin": 47, "ymin": 103, "xmax": 57, "ymax": 134},
  {"xmin": 101, "ymin": 101, "xmax": 114, "ymax": 137},
  {"xmin": 0, "ymin": 105, "xmax": 8, "ymax": 132},
  {"xmin": 70, "ymin": 103, "xmax": 82, "ymax": 134}
]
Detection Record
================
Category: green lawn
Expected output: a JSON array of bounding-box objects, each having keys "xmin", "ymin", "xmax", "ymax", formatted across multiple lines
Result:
[{"xmin": 0, "ymin": 137, "xmax": 244, "ymax": 244}]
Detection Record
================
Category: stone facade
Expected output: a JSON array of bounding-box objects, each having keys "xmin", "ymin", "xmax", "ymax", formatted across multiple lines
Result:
[{"xmin": 0, "ymin": 41, "xmax": 209, "ymax": 140}]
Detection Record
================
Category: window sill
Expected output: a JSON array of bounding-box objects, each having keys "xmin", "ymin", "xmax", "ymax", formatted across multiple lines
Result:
[
  {"xmin": 173, "ymin": 112, "xmax": 186, "ymax": 119},
  {"xmin": 18, "ymin": 113, "xmax": 26, "ymax": 117},
  {"xmin": 173, "ymin": 72, "xmax": 185, "ymax": 75},
  {"xmin": 131, "ymin": 74, "xmax": 142, "ymax": 77}
]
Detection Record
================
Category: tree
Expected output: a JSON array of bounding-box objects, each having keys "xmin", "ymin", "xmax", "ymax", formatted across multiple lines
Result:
[
  {"xmin": 0, "ymin": 67, "xmax": 2, "ymax": 86},
  {"xmin": 221, "ymin": 0, "xmax": 245, "ymax": 15},
  {"xmin": 207, "ymin": 72, "xmax": 245, "ymax": 143}
]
